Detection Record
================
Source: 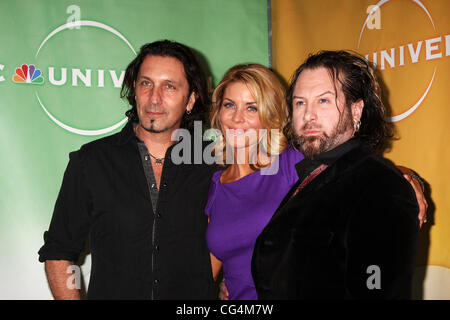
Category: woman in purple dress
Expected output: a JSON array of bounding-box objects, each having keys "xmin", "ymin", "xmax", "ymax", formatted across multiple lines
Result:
[
  {"xmin": 205, "ymin": 64, "xmax": 304, "ymax": 300},
  {"xmin": 205, "ymin": 64, "xmax": 428, "ymax": 300}
]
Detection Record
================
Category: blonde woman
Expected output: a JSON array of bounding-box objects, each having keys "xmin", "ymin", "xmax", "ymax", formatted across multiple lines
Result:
[{"xmin": 205, "ymin": 64, "xmax": 304, "ymax": 300}]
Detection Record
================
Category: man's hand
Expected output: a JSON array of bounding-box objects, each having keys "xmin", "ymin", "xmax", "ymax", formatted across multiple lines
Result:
[
  {"xmin": 397, "ymin": 165, "xmax": 428, "ymax": 228},
  {"xmin": 45, "ymin": 260, "xmax": 81, "ymax": 300}
]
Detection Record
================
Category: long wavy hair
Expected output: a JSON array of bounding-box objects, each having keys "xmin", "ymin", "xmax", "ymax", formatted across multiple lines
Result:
[
  {"xmin": 210, "ymin": 63, "xmax": 288, "ymax": 168},
  {"xmin": 284, "ymin": 50, "xmax": 394, "ymax": 151},
  {"xmin": 120, "ymin": 40, "xmax": 209, "ymax": 132}
]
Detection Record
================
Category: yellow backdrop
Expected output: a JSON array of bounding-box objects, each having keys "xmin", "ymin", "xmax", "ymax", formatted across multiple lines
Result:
[{"xmin": 272, "ymin": 0, "xmax": 450, "ymax": 299}]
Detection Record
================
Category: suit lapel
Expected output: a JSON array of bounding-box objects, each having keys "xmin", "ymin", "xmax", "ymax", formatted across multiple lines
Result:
[{"xmin": 267, "ymin": 145, "xmax": 372, "ymax": 226}]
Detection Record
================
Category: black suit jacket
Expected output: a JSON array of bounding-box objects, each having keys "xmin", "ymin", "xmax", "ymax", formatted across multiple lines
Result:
[{"xmin": 252, "ymin": 144, "xmax": 419, "ymax": 299}]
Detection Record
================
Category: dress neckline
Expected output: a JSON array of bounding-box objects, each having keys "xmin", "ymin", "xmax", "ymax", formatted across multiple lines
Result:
[{"xmin": 218, "ymin": 168, "xmax": 260, "ymax": 185}]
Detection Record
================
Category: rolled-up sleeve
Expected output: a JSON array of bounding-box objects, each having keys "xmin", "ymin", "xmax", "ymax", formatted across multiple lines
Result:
[{"xmin": 38, "ymin": 150, "xmax": 91, "ymax": 263}]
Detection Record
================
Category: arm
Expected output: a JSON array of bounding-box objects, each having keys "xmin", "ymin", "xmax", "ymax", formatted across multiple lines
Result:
[
  {"xmin": 210, "ymin": 252, "xmax": 223, "ymax": 282},
  {"xmin": 45, "ymin": 260, "xmax": 81, "ymax": 300},
  {"xmin": 38, "ymin": 151, "xmax": 91, "ymax": 299},
  {"xmin": 209, "ymin": 252, "xmax": 229, "ymax": 300},
  {"xmin": 207, "ymin": 217, "xmax": 223, "ymax": 282},
  {"xmin": 396, "ymin": 165, "xmax": 428, "ymax": 227},
  {"xmin": 206, "ymin": 191, "xmax": 228, "ymax": 299}
]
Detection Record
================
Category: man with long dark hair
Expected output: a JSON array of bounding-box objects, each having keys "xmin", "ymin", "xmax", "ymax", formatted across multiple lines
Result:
[
  {"xmin": 252, "ymin": 50, "xmax": 420, "ymax": 299},
  {"xmin": 38, "ymin": 40, "xmax": 216, "ymax": 299}
]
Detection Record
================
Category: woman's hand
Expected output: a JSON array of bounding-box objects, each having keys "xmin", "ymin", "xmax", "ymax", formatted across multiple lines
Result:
[{"xmin": 397, "ymin": 165, "xmax": 428, "ymax": 228}]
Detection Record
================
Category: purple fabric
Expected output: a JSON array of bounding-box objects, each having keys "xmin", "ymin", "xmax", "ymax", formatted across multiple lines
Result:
[{"xmin": 205, "ymin": 147, "xmax": 304, "ymax": 300}]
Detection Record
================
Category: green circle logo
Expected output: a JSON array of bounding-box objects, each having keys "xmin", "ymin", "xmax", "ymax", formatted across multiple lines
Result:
[{"xmin": 34, "ymin": 20, "xmax": 136, "ymax": 135}]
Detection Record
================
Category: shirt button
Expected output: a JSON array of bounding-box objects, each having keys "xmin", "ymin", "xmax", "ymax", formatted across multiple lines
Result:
[
  {"xmin": 154, "ymin": 245, "xmax": 160, "ymax": 251},
  {"xmin": 156, "ymin": 213, "xmax": 162, "ymax": 218},
  {"xmin": 153, "ymin": 279, "xmax": 159, "ymax": 285}
]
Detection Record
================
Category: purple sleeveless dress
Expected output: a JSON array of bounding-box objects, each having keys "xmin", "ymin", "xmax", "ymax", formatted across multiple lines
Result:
[{"xmin": 205, "ymin": 147, "xmax": 304, "ymax": 300}]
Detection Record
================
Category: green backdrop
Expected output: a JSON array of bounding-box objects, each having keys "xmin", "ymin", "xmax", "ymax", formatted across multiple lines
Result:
[{"xmin": 0, "ymin": 0, "xmax": 269, "ymax": 299}]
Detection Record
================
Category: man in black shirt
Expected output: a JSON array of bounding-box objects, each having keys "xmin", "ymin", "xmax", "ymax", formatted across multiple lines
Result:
[{"xmin": 38, "ymin": 40, "xmax": 217, "ymax": 299}]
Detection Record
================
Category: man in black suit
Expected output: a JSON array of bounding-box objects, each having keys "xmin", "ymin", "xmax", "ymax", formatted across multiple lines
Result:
[{"xmin": 252, "ymin": 51, "xmax": 420, "ymax": 299}]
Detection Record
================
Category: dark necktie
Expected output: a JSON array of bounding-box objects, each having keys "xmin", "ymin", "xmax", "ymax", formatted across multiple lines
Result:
[{"xmin": 289, "ymin": 164, "xmax": 328, "ymax": 200}]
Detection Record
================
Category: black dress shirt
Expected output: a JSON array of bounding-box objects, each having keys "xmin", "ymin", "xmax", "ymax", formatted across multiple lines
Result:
[{"xmin": 38, "ymin": 121, "xmax": 218, "ymax": 299}]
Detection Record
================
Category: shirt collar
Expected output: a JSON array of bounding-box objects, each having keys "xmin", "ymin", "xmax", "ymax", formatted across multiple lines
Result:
[
  {"xmin": 295, "ymin": 138, "xmax": 362, "ymax": 182},
  {"xmin": 117, "ymin": 120, "xmax": 137, "ymax": 145},
  {"xmin": 118, "ymin": 121, "xmax": 186, "ymax": 159}
]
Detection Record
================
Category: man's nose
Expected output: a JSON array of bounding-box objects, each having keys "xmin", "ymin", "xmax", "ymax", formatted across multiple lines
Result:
[
  {"xmin": 150, "ymin": 86, "xmax": 162, "ymax": 105},
  {"xmin": 303, "ymin": 103, "xmax": 317, "ymax": 123}
]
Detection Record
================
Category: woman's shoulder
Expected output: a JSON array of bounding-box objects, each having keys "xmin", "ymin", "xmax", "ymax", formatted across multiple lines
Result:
[
  {"xmin": 205, "ymin": 169, "xmax": 224, "ymax": 217},
  {"xmin": 268, "ymin": 146, "xmax": 304, "ymax": 185},
  {"xmin": 211, "ymin": 169, "xmax": 224, "ymax": 182},
  {"xmin": 209, "ymin": 169, "xmax": 225, "ymax": 195},
  {"xmin": 279, "ymin": 146, "xmax": 304, "ymax": 164},
  {"xmin": 262, "ymin": 147, "xmax": 303, "ymax": 172}
]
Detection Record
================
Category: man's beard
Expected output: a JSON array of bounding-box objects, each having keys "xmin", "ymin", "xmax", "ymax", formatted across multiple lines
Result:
[
  {"xmin": 142, "ymin": 119, "xmax": 169, "ymax": 134},
  {"xmin": 293, "ymin": 110, "xmax": 353, "ymax": 159}
]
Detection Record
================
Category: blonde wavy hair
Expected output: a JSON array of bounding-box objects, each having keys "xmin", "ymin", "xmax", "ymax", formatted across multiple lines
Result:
[{"xmin": 209, "ymin": 63, "xmax": 288, "ymax": 168}]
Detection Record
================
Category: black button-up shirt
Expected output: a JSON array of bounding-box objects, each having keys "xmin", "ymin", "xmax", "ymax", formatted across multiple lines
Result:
[
  {"xmin": 38, "ymin": 121, "xmax": 217, "ymax": 299},
  {"xmin": 136, "ymin": 136, "xmax": 160, "ymax": 214}
]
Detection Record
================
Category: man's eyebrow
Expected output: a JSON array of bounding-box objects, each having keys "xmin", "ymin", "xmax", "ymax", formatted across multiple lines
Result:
[
  {"xmin": 137, "ymin": 75, "xmax": 151, "ymax": 81},
  {"xmin": 316, "ymin": 91, "xmax": 335, "ymax": 97},
  {"xmin": 164, "ymin": 79, "xmax": 179, "ymax": 84},
  {"xmin": 137, "ymin": 76, "xmax": 180, "ymax": 84},
  {"xmin": 292, "ymin": 91, "xmax": 335, "ymax": 99}
]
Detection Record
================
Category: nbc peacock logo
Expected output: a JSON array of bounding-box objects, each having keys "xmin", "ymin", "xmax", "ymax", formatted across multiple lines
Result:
[{"xmin": 12, "ymin": 64, "xmax": 44, "ymax": 85}]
